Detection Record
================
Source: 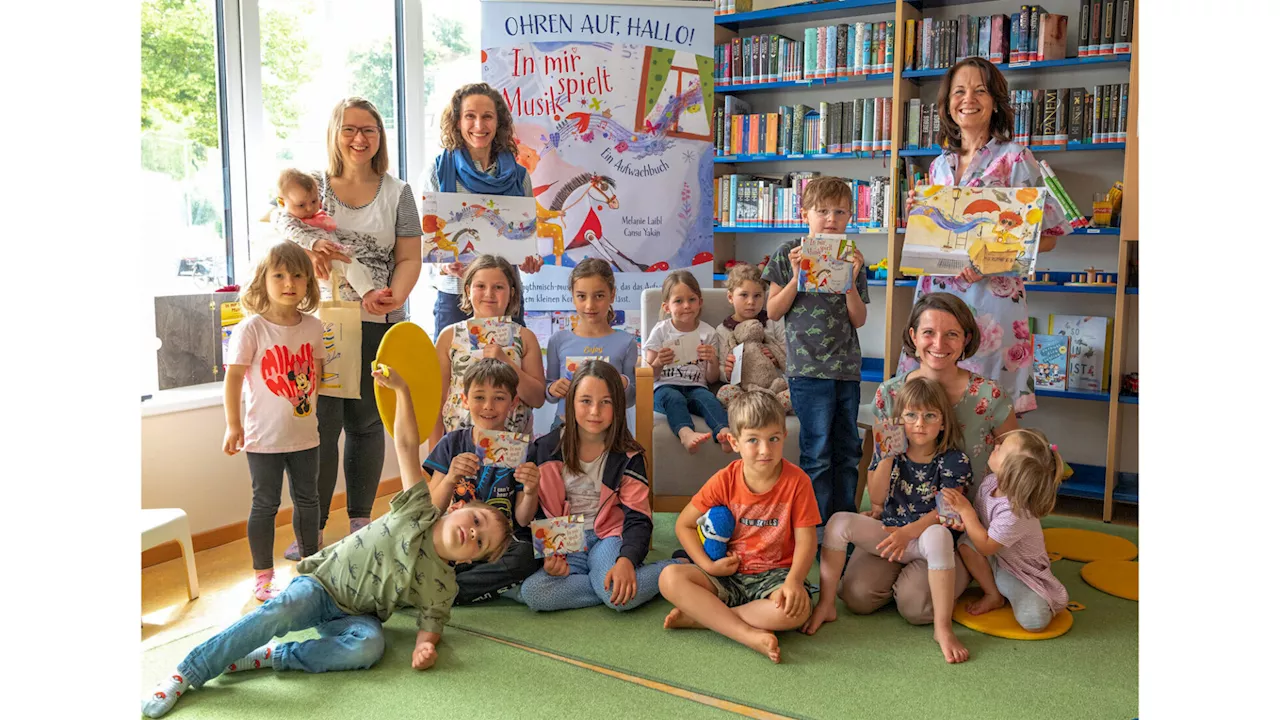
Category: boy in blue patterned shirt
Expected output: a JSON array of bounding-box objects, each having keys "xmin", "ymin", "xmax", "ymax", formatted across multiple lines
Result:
[{"xmin": 762, "ymin": 177, "xmax": 870, "ymax": 529}]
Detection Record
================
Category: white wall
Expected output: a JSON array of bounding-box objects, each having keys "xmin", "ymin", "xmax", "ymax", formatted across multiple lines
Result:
[{"xmin": 141, "ymin": 402, "xmax": 408, "ymax": 537}]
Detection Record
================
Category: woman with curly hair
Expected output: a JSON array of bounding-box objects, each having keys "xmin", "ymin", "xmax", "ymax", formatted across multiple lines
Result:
[
  {"xmin": 902, "ymin": 57, "xmax": 1074, "ymax": 415},
  {"xmin": 425, "ymin": 83, "xmax": 543, "ymax": 335}
]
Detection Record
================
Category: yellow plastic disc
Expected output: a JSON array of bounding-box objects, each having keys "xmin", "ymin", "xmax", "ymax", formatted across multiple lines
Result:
[
  {"xmin": 1081, "ymin": 560, "xmax": 1138, "ymax": 601},
  {"xmin": 373, "ymin": 322, "xmax": 442, "ymax": 444},
  {"xmin": 1042, "ymin": 528, "xmax": 1138, "ymax": 562},
  {"xmin": 952, "ymin": 589, "xmax": 1073, "ymax": 640}
]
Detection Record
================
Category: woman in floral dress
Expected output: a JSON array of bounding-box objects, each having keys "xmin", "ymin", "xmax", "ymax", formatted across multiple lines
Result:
[{"xmin": 899, "ymin": 57, "xmax": 1073, "ymax": 414}]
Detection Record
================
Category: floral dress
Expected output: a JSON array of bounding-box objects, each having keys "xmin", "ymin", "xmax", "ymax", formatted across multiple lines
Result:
[
  {"xmin": 870, "ymin": 372, "xmax": 1013, "ymax": 497},
  {"xmin": 897, "ymin": 139, "xmax": 1073, "ymax": 414},
  {"xmin": 442, "ymin": 319, "xmax": 532, "ymax": 435}
]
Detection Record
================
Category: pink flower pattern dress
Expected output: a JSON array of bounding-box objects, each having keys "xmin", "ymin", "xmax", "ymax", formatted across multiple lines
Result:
[{"xmin": 897, "ymin": 139, "xmax": 1073, "ymax": 414}]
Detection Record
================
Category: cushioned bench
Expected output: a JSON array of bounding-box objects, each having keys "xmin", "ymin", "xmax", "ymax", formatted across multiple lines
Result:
[{"xmin": 633, "ymin": 287, "xmax": 879, "ymax": 512}]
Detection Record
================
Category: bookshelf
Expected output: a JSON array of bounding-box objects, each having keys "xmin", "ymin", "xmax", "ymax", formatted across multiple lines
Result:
[{"xmin": 713, "ymin": 0, "xmax": 1139, "ymax": 521}]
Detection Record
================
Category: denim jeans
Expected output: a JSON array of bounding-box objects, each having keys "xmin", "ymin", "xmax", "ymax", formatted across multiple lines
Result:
[
  {"xmin": 654, "ymin": 384, "xmax": 729, "ymax": 439},
  {"xmin": 177, "ymin": 576, "xmax": 384, "ymax": 688},
  {"xmin": 516, "ymin": 531, "xmax": 673, "ymax": 612},
  {"xmin": 787, "ymin": 376, "xmax": 862, "ymax": 524}
]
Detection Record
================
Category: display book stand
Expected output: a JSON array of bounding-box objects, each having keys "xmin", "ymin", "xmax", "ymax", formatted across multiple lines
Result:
[{"xmin": 711, "ymin": 0, "xmax": 1138, "ymax": 521}]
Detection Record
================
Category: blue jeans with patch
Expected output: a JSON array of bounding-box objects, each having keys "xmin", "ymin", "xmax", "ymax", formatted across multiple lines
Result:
[
  {"xmin": 517, "ymin": 531, "xmax": 673, "ymax": 612},
  {"xmin": 177, "ymin": 576, "xmax": 385, "ymax": 687},
  {"xmin": 787, "ymin": 376, "xmax": 862, "ymax": 525}
]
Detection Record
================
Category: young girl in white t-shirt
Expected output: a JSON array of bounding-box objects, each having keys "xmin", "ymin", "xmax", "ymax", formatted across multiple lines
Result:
[
  {"xmin": 642, "ymin": 271, "xmax": 730, "ymax": 454},
  {"xmin": 223, "ymin": 243, "xmax": 326, "ymax": 601}
]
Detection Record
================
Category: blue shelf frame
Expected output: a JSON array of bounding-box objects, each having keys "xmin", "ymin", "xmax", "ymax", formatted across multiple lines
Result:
[
  {"xmin": 715, "ymin": 0, "xmax": 895, "ymax": 30},
  {"xmin": 715, "ymin": 73, "xmax": 892, "ymax": 93},
  {"xmin": 716, "ymin": 150, "xmax": 890, "ymax": 164},
  {"xmin": 900, "ymin": 142, "xmax": 1124, "ymax": 157},
  {"xmin": 1036, "ymin": 388, "xmax": 1110, "ymax": 403},
  {"xmin": 904, "ymin": 54, "xmax": 1130, "ymax": 80},
  {"xmin": 713, "ymin": 224, "xmax": 888, "ymax": 234},
  {"xmin": 1125, "ymin": 286, "xmax": 1138, "ymax": 295},
  {"xmin": 1057, "ymin": 463, "xmax": 1138, "ymax": 504}
]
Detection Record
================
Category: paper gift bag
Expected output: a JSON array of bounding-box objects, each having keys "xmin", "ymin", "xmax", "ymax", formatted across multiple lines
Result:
[{"xmin": 317, "ymin": 265, "xmax": 362, "ymax": 399}]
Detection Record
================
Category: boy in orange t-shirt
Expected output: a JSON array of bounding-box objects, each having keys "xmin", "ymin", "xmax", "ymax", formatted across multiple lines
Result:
[{"xmin": 658, "ymin": 390, "xmax": 821, "ymax": 663}]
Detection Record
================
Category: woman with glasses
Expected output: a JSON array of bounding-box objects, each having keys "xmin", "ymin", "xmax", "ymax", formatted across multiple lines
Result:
[
  {"xmin": 836, "ymin": 292, "xmax": 1019, "ymax": 628},
  {"xmin": 274, "ymin": 97, "xmax": 424, "ymax": 560},
  {"xmin": 900, "ymin": 57, "xmax": 1073, "ymax": 416},
  {"xmin": 424, "ymin": 83, "xmax": 543, "ymax": 337}
]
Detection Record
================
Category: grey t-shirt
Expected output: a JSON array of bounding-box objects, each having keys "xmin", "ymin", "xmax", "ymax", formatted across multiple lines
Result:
[{"xmin": 761, "ymin": 237, "xmax": 870, "ymax": 381}]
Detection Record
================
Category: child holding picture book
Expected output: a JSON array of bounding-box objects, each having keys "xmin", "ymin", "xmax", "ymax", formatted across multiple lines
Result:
[
  {"xmin": 544, "ymin": 258, "xmax": 638, "ymax": 428},
  {"xmin": 517, "ymin": 361, "xmax": 676, "ymax": 612},
  {"xmin": 422, "ymin": 358, "xmax": 541, "ymax": 605},
  {"xmin": 762, "ymin": 176, "xmax": 870, "ymax": 526},
  {"xmin": 432, "ymin": 255, "xmax": 545, "ymax": 446}
]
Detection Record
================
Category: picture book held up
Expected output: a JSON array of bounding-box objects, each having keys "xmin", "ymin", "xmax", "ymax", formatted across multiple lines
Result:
[
  {"xmin": 422, "ymin": 192, "xmax": 537, "ymax": 266},
  {"xmin": 475, "ymin": 428, "xmax": 530, "ymax": 469},
  {"xmin": 797, "ymin": 234, "xmax": 857, "ymax": 293},
  {"xmin": 530, "ymin": 514, "xmax": 587, "ymax": 558},
  {"xmin": 904, "ymin": 186, "xmax": 1047, "ymax": 277}
]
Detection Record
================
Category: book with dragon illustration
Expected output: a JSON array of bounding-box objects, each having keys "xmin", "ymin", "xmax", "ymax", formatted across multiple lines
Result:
[
  {"xmin": 475, "ymin": 428, "xmax": 530, "ymax": 469},
  {"xmin": 530, "ymin": 514, "xmax": 587, "ymax": 558},
  {"xmin": 903, "ymin": 186, "xmax": 1047, "ymax": 277},
  {"xmin": 797, "ymin": 234, "xmax": 857, "ymax": 293},
  {"xmin": 1032, "ymin": 333, "xmax": 1070, "ymax": 391},
  {"xmin": 565, "ymin": 355, "xmax": 605, "ymax": 379},
  {"xmin": 421, "ymin": 191, "xmax": 537, "ymax": 266}
]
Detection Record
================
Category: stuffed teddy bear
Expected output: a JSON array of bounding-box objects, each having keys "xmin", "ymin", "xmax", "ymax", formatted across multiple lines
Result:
[
  {"xmin": 697, "ymin": 506, "xmax": 735, "ymax": 561},
  {"xmin": 716, "ymin": 318, "xmax": 791, "ymax": 413}
]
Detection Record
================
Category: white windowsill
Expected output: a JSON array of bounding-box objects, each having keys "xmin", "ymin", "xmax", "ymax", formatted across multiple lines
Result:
[{"xmin": 141, "ymin": 382, "xmax": 225, "ymax": 418}]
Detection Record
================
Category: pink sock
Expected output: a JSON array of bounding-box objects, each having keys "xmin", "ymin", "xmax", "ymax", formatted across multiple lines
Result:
[{"xmin": 253, "ymin": 569, "xmax": 279, "ymax": 602}]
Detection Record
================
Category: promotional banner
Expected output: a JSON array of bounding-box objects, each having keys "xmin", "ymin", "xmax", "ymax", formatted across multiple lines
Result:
[{"xmin": 480, "ymin": 0, "xmax": 715, "ymax": 314}]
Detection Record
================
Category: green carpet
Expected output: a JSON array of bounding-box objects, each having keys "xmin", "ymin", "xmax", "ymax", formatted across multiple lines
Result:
[
  {"xmin": 443, "ymin": 513, "xmax": 1138, "ymax": 720},
  {"xmin": 142, "ymin": 514, "xmax": 1136, "ymax": 719},
  {"xmin": 142, "ymin": 615, "xmax": 736, "ymax": 719}
]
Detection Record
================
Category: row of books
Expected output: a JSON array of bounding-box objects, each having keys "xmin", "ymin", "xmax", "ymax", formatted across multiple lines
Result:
[
  {"xmin": 715, "ymin": 96, "xmax": 893, "ymax": 157},
  {"xmin": 715, "ymin": 173, "xmax": 893, "ymax": 230},
  {"xmin": 899, "ymin": 82, "xmax": 1129, "ymax": 151},
  {"xmin": 713, "ymin": 21, "xmax": 897, "ymax": 86},
  {"xmin": 903, "ymin": 1, "xmax": 1132, "ymax": 70},
  {"xmin": 713, "ymin": 0, "xmax": 753, "ymax": 16},
  {"xmin": 1010, "ymin": 84, "xmax": 1130, "ymax": 146}
]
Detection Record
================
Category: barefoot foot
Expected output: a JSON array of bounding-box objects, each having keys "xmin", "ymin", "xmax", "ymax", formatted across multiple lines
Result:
[
  {"xmin": 935, "ymin": 627, "xmax": 970, "ymax": 664},
  {"xmin": 966, "ymin": 592, "xmax": 1007, "ymax": 616},
  {"xmin": 716, "ymin": 428, "xmax": 734, "ymax": 453},
  {"xmin": 663, "ymin": 608, "xmax": 705, "ymax": 630},
  {"xmin": 747, "ymin": 630, "xmax": 781, "ymax": 663},
  {"xmin": 800, "ymin": 601, "xmax": 837, "ymax": 635},
  {"xmin": 679, "ymin": 428, "xmax": 713, "ymax": 453}
]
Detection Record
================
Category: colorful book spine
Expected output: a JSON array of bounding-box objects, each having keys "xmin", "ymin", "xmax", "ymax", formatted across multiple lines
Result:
[
  {"xmin": 1100, "ymin": 0, "xmax": 1116, "ymax": 55},
  {"xmin": 1088, "ymin": 0, "xmax": 1104, "ymax": 57},
  {"xmin": 1038, "ymin": 159, "xmax": 1086, "ymax": 228},
  {"xmin": 825, "ymin": 25, "xmax": 838, "ymax": 79},
  {"xmin": 836, "ymin": 25, "xmax": 848, "ymax": 79},
  {"xmin": 1078, "ymin": 0, "xmax": 1093, "ymax": 57},
  {"xmin": 1114, "ymin": 0, "xmax": 1133, "ymax": 53},
  {"xmin": 1117, "ymin": 82, "xmax": 1128, "ymax": 142},
  {"xmin": 884, "ymin": 20, "xmax": 894, "ymax": 74},
  {"xmin": 990, "ymin": 15, "xmax": 1007, "ymax": 64}
]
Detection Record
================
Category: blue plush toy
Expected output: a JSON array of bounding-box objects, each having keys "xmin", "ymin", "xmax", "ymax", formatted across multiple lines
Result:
[{"xmin": 696, "ymin": 506, "xmax": 735, "ymax": 561}]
